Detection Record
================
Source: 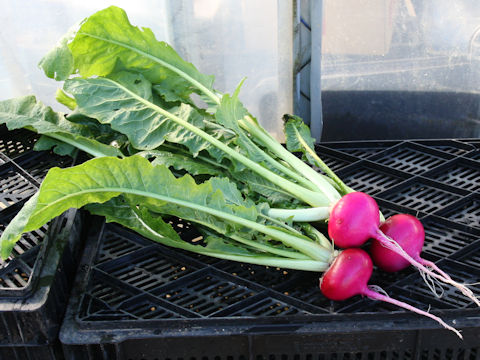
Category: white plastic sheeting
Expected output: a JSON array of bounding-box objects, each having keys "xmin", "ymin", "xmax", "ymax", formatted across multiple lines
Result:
[{"xmin": 0, "ymin": 0, "xmax": 292, "ymax": 139}]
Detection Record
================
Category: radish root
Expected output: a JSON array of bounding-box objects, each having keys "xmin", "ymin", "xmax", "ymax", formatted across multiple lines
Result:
[
  {"xmin": 375, "ymin": 229, "xmax": 480, "ymax": 307},
  {"xmin": 364, "ymin": 287, "xmax": 463, "ymax": 339}
]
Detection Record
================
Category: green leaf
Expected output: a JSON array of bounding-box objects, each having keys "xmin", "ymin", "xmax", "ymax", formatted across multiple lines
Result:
[
  {"xmin": 39, "ymin": 27, "xmax": 75, "ymax": 81},
  {"xmin": 63, "ymin": 73, "xmax": 239, "ymax": 165},
  {"xmin": 34, "ymin": 135, "xmax": 77, "ymax": 157},
  {"xmin": 0, "ymin": 156, "xmax": 331, "ymax": 262},
  {"xmin": 284, "ymin": 114, "xmax": 317, "ymax": 165},
  {"xmin": 64, "ymin": 75, "xmax": 212, "ymax": 155},
  {"xmin": 149, "ymin": 150, "xmax": 225, "ymax": 176},
  {"xmin": 63, "ymin": 71, "xmax": 330, "ymax": 207},
  {"xmin": 0, "ymin": 156, "xmax": 254, "ymax": 258},
  {"xmin": 55, "ymin": 89, "xmax": 77, "ymax": 110},
  {"xmin": 0, "ymin": 96, "xmax": 124, "ymax": 158},
  {"xmin": 233, "ymin": 170, "xmax": 295, "ymax": 205},
  {"xmin": 204, "ymin": 235, "xmax": 260, "ymax": 256},
  {"xmin": 215, "ymin": 83, "xmax": 265, "ymax": 164},
  {"xmin": 65, "ymin": 6, "xmax": 218, "ymax": 105},
  {"xmin": 86, "ymin": 196, "xmax": 183, "ymax": 242}
]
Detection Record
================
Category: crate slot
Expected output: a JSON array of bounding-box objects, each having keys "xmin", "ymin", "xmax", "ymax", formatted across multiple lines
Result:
[
  {"xmin": 16, "ymin": 151, "xmax": 72, "ymax": 182},
  {"xmin": 230, "ymin": 296, "xmax": 309, "ymax": 317},
  {"xmin": 79, "ymin": 294, "xmax": 137, "ymax": 321},
  {"xmin": 0, "ymin": 126, "xmax": 38, "ymax": 160},
  {"xmin": 370, "ymin": 143, "xmax": 452, "ymax": 175},
  {"xmin": 0, "ymin": 165, "xmax": 37, "ymax": 209},
  {"xmin": 422, "ymin": 158, "xmax": 480, "ymax": 193},
  {"xmin": 276, "ymin": 272, "xmax": 377, "ymax": 314},
  {"xmin": 313, "ymin": 146, "xmax": 359, "ymax": 173},
  {"xmin": 337, "ymin": 161, "xmax": 411, "ymax": 195},
  {"xmin": 78, "ymin": 271, "xmax": 141, "ymax": 320},
  {"xmin": 436, "ymin": 195, "xmax": 480, "ymax": 228},
  {"xmin": 213, "ymin": 262, "xmax": 296, "ymax": 289},
  {"xmin": 118, "ymin": 294, "xmax": 185, "ymax": 320},
  {"xmin": 95, "ymin": 225, "xmax": 151, "ymax": 264},
  {"xmin": 453, "ymin": 246, "xmax": 480, "ymax": 270},
  {"xmin": 421, "ymin": 217, "xmax": 480, "ymax": 260},
  {"xmin": 153, "ymin": 270, "xmax": 259, "ymax": 317},
  {"xmin": 91, "ymin": 280, "xmax": 132, "ymax": 307},
  {"xmin": 377, "ymin": 179, "xmax": 464, "ymax": 214},
  {"xmin": 466, "ymin": 150, "xmax": 480, "ymax": 161},
  {"xmin": 0, "ymin": 250, "xmax": 38, "ymax": 288},
  {"xmin": 98, "ymin": 248, "xmax": 199, "ymax": 293},
  {"xmin": 0, "ymin": 206, "xmax": 47, "ymax": 266}
]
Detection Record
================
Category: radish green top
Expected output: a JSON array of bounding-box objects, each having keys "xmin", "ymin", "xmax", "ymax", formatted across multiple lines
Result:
[{"xmin": 0, "ymin": 5, "xmax": 343, "ymax": 269}]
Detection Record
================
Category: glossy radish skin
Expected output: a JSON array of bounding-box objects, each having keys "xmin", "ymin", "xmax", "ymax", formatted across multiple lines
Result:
[
  {"xmin": 319, "ymin": 248, "xmax": 463, "ymax": 338},
  {"xmin": 320, "ymin": 248, "xmax": 372, "ymax": 301},
  {"xmin": 328, "ymin": 192, "xmax": 380, "ymax": 248},
  {"xmin": 371, "ymin": 214, "xmax": 424, "ymax": 272}
]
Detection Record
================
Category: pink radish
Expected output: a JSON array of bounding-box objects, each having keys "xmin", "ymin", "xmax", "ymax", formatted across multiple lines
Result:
[
  {"xmin": 371, "ymin": 214, "xmax": 480, "ymax": 306},
  {"xmin": 328, "ymin": 192, "xmax": 420, "ymax": 260},
  {"xmin": 371, "ymin": 214, "xmax": 424, "ymax": 272},
  {"xmin": 328, "ymin": 192, "xmax": 477, "ymax": 301},
  {"xmin": 320, "ymin": 248, "xmax": 462, "ymax": 338},
  {"xmin": 328, "ymin": 192, "xmax": 380, "ymax": 248}
]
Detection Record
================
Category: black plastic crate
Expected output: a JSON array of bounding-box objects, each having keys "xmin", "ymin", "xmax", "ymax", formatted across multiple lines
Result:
[
  {"xmin": 422, "ymin": 158, "xmax": 480, "ymax": 193},
  {"xmin": 314, "ymin": 140, "xmax": 400, "ymax": 159},
  {"xmin": 368, "ymin": 142, "xmax": 455, "ymax": 175},
  {"xmin": 60, "ymin": 139, "xmax": 480, "ymax": 359},
  {"xmin": 0, "ymin": 127, "xmax": 84, "ymax": 359},
  {"xmin": 0, "ymin": 126, "xmax": 39, "ymax": 161},
  {"xmin": 0, "ymin": 210, "xmax": 81, "ymax": 339},
  {"xmin": 336, "ymin": 160, "xmax": 412, "ymax": 196},
  {"xmin": 414, "ymin": 139, "xmax": 477, "ymax": 156}
]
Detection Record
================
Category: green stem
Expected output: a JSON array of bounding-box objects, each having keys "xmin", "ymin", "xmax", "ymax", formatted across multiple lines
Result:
[
  {"xmin": 229, "ymin": 234, "xmax": 310, "ymax": 260},
  {"xmin": 267, "ymin": 207, "xmax": 331, "ymax": 222},
  {"xmin": 107, "ymin": 79, "xmax": 330, "ymax": 207},
  {"xmin": 47, "ymin": 133, "xmax": 116, "ymax": 158},
  {"xmin": 131, "ymin": 210, "xmax": 329, "ymax": 271},
  {"xmin": 239, "ymin": 117, "xmax": 341, "ymax": 204},
  {"xmin": 293, "ymin": 127, "xmax": 352, "ymax": 195},
  {"xmin": 258, "ymin": 213, "xmax": 303, "ymax": 235},
  {"xmin": 299, "ymin": 224, "xmax": 333, "ymax": 250},
  {"xmin": 252, "ymin": 147, "xmax": 320, "ymax": 192}
]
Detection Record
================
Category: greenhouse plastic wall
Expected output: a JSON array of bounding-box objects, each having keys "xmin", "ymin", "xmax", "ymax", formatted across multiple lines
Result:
[
  {"xmin": 0, "ymin": 1, "xmax": 169, "ymax": 107},
  {"xmin": 295, "ymin": 0, "xmax": 480, "ymax": 141},
  {"xmin": 0, "ymin": 0, "xmax": 292, "ymax": 140}
]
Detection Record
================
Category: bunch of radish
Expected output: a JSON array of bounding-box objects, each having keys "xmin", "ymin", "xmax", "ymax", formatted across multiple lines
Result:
[
  {"xmin": 320, "ymin": 191, "xmax": 478, "ymax": 339},
  {"xmin": 0, "ymin": 5, "xmax": 476, "ymax": 342}
]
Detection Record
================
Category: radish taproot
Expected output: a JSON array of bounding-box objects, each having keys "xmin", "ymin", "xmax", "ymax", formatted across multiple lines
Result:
[
  {"xmin": 320, "ymin": 248, "xmax": 462, "ymax": 338},
  {"xmin": 371, "ymin": 214, "xmax": 480, "ymax": 306}
]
